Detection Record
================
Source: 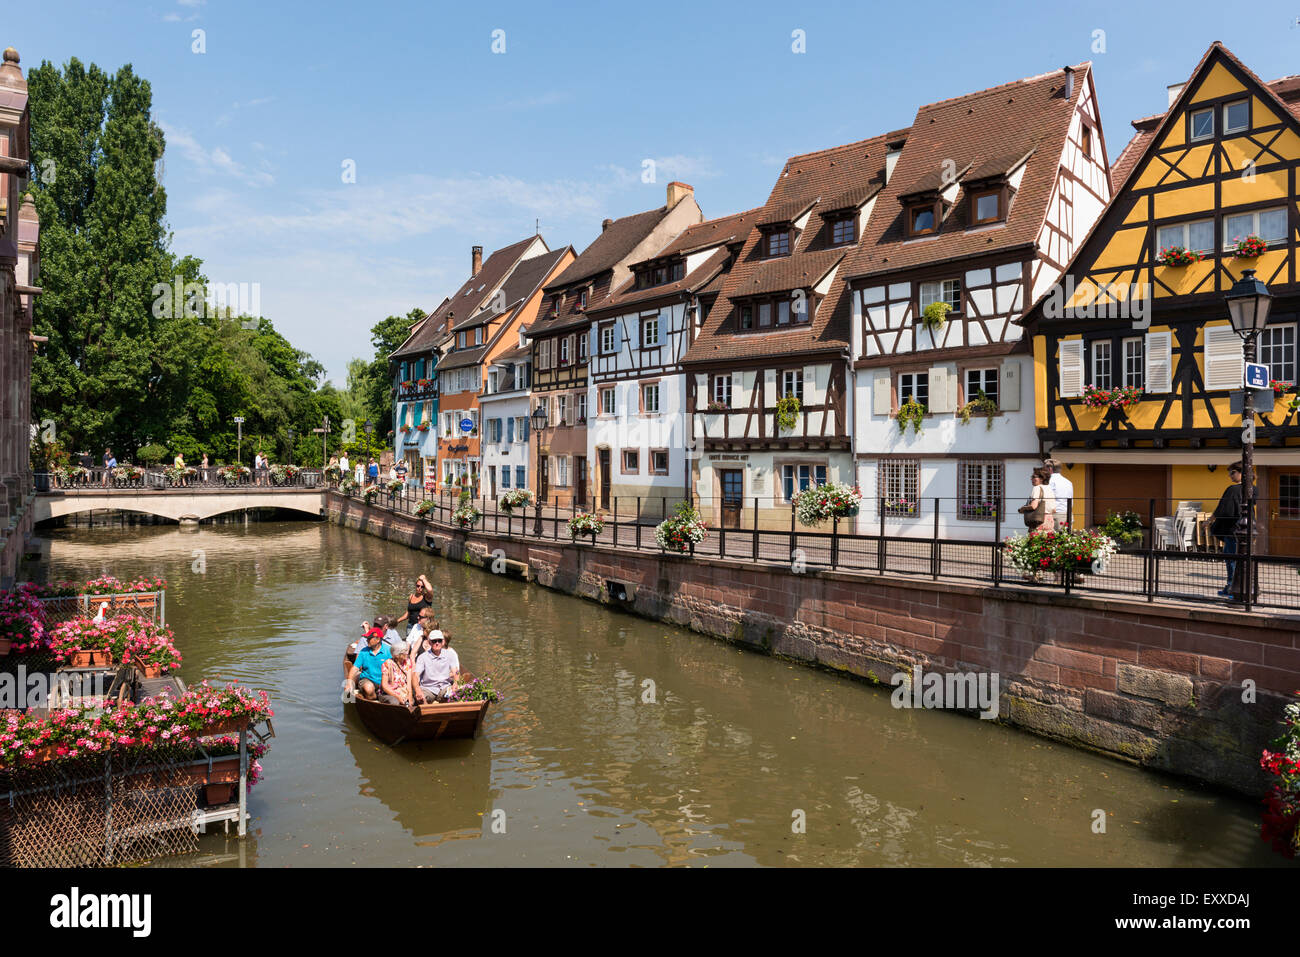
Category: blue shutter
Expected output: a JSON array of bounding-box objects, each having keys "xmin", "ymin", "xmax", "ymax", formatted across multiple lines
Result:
[
  {"xmin": 521, "ymin": 418, "xmax": 529, "ymax": 442},
  {"xmin": 506, "ymin": 417, "xmax": 514, "ymax": 443},
  {"xmin": 400, "ymin": 361, "xmax": 408, "ymax": 381}
]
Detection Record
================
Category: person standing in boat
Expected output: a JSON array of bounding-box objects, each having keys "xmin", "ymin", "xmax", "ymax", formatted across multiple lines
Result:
[
  {"xmin": 346, "ymin": 627, "xmax": 392, "ymax": 701},
  {"xmin": 395, "ymin": 575, "xmax": 435, "ymax": 639},
  {"xmin": 414, "ymin": 630, "xmax": 460, "ymax": 703},
  {"xmin": 381, "ymin": 641, "xmax": 416, "ymax": 707}
]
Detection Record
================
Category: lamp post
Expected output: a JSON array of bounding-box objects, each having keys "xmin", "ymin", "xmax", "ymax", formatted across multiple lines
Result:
[
  {"xmin": 531, "ymin": 403, "xmax": 549, "ymax": 536},
  {"xmin": 233, "ymin": 416, "xmax": 245, "ymax": 465},
  {"xmin": 1224, "ymin": 267, "xmax": 1273, "ymax": 607}
]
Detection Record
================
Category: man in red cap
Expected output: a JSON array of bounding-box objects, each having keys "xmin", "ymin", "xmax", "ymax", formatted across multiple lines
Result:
[{"xmin": 345, "ymin": 627, "xmax": 392, "ymax": 701}]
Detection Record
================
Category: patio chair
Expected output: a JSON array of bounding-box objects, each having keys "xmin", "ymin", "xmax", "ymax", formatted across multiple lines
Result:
[{"xmin": 1153, "ymin": 516, "xmax": 1181, "ymax": 550}]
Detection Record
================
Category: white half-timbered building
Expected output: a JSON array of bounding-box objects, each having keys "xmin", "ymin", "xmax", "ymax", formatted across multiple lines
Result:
[
  {"xmin": 844, "ymin": 63, "xmax": 1112, "ymax": 536},
  {"xmin": 584, "ymin": 208, "xmax": 761, "ymax": 518},
  {"xmin": 682, "ymin": 133, "xmax": 901, "ymax": 529}
]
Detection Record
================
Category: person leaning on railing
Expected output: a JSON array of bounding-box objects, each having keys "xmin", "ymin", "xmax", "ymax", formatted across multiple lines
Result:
[{"xmin": 1211, "ymin": 463, "xmax": 1244, "ymax": 598}]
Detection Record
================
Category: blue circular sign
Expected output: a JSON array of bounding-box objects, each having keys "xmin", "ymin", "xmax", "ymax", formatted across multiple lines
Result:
[{"xmin": 459, "ymin": 418, "xmax": 474, "ymax": 433}]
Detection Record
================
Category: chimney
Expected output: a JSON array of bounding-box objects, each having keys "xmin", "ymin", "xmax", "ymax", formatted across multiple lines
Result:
[
  {"xmin": 1062, "ymin": 65, "xmax": 1074, "ymax": 100},
  {"xmin": 666, "ymin": 181, "xmax": 694, "ymax": 208},
  {"xmin": 471, "ymin": 245, "xmax": 483, "ymax": 277},
  {"xmin": 601, "ymin": 218, "xmax": 614, "ymax": 232},
  {"xmin": 1167, "ymin": 82, "xmax": 1186, "ymax": 108}
]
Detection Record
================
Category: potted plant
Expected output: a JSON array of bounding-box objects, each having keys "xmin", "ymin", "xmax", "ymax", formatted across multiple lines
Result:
[
  {"xmin": 957, "ymin": 391, "xmax": 999, "ymax": 430},
  {"xmin": 1102, "ymin": 510, "xmax": 1144, "ymax": 550},
  {"xmin": 415, "ymin": 499, "xmax": 435, "ymax": 518},
  {"xmin": 1260, "ymin": 692, "xmax": 1300, "ymax": 859},
  {"xmin": 449, "ymin": 674, "xmax": 501, "ymax": 703},
  {"xmin": 775, "ymin": 395, "xmax": 801, "ymax": 433},
  {"xmin": 218, "ymin": 464, "xmax": 251, "ymax": 485},
  {"xmin": 567, "ymin": 511, "xmax": 605, "ymax": 541},
  {"xmin": 419, "ymin": 419, "xmax": 431, "ymax": 431},
  {"xmin": 1272, "ymin": 380, "xmax": 1294, "ymax": 397},
  {"xmin": 655, "ymin": 501, "xmax": 709, "ymax": 552},
  {"xmin": 452, "ymin": 488, "xmax": 481, "ymax": 529},
  {"xmin": 1158, "ymin": 245, "xmax": 1200, "ymax": 267},
  {"xmin": 706, "ymin": 399, "xmax": 728, "ymax": 411},
  {"xmin": 920, "ymin": 300, "xmax": 951, "ymax": 333},
  {"xmin": 339, "ymin": 476, "xmax": 359, "ymax": 496},
  {"xmin": 897, "ymin": 398, "xmax": 926, "ymax": 435},
  {"xmin": 1082, "ymin": 384, "xmax": 1143, "ymax": 411},
  {"xmin": 499, "ymin": 488, "xmax": 535, "ymax": 513},
  {"xmin": 793, "ymin": 482, "xmax": 861, "ymax": 528},
  {"xmin": 1233, "ymin": 234, "xmax": 1268, "ymax": 259}
]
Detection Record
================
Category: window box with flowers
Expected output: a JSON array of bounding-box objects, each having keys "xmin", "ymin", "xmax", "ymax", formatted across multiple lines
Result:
[
  {"xmin": 567, "ymin": 512, "xmax": 605, "ymax": 542},
  {"xmin": 418, "ymin": 419, "xmax": 431, "ymax": 431},
  {"xmin": 1233, "ymin": 234, "xmax": 1268, "ymax": 259},
  {"xmin": 1157, "ymin": 245, "xmax": 1201, "ymax": 267},
  {"xmin": 1271, "ymin": 380, "xmax": 1294, "ymax": 397},
  {"xmin": 896, "ymin": 399, "xmax": 926, "ymax": 436},
  {"xmin": 1081, "ymin": 384, "xmax": 1143, "ymax": 411},
  {"xmin": 793, "ymin": 483, "xmax": 861, "ymax": 528}
]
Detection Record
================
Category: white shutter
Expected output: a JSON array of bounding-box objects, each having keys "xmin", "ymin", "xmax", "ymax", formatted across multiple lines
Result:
[
  {"xmin": 1000, "ymin": 361, "xmax": 1021, "ymax": 411},
  {"xmin": 928, "ymin": 366, "xmax": 953, "ymax": 413},
  {"xmin": 872, "ymin": 369, "xmax": 891, "ymax": 415},
  {"xmin": 1145, "ymin": 330, "xmax": 1172, "ymax": 393},
  {"xmin": 1058, "ymin": 339, "xmax": 1084, "ymax": 398},
  {"xmin": 565, "ymin": 394, "xmax": 576, "ymax": 426},
  {"xmin": 1203, "ymin": 324, "xmax": 1244, "ymax": 391}
]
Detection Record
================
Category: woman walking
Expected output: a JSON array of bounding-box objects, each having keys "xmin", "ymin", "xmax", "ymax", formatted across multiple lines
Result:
[{"xmin": 1018, "ymin": 468, "xmax": 1056, "ymax": 532}]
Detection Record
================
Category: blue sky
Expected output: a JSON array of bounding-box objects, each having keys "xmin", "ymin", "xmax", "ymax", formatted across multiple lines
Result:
[{"xmin": 11, "ymin": 0, "xmax": 1299, "ymax": 384}]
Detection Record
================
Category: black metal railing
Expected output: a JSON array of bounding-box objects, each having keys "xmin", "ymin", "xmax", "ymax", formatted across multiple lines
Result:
[
  {"xmin": 35, "ymin": 468, "xmax": 324, "ymax": 491},
  {"xmin": 333, "ymin": 488, "xmax": 1300, "ymax": 613}
]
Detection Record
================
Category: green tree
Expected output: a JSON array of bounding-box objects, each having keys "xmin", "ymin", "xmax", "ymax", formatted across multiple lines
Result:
[{"xmin": 361, "ymin": 309, "xmax": 424, "ymax": 437}]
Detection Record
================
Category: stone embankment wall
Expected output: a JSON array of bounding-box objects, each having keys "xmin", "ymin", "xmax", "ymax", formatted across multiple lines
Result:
[{"xmin": 328, "ymin": 493, "xmax": 1299, "ymax": 795}]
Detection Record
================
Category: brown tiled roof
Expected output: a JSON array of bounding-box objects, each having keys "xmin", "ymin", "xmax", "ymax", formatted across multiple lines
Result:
[
  {"xmin": 544, "ymin": 206, "xmax": 670, "ymax": 292},
  {"xmin": 436, "ymin": 343, "xmax": 490, "ymax": 372},
  {"xmin": 391, "ymin": 235, "xmax": 543, "ymax": 359},
  {"xmin": 529, "ymin": 273, "xmax": 614, "ymax": 337},
  {"xmin": 683, "ymin": 132, "xmax": 898, "ymax": 365},
  {"xmin": 844, "ymin": 63, "xmax": 1092, "ymax": 282},
  {"xmin": 453, "ymin": 247, "xmax": 572, "ymax": 331},
  {"xmin": 592, "ymin": 207, "xmax": 765, "ymax": 314},
  {"xmin": 491, "ymin": 343, "xmax": 531, "ymax": 365}
]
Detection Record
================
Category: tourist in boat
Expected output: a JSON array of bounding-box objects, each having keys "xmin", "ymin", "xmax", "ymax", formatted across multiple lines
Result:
[
  {"xmin": 346, "ymin": 627, "xmax": 392, "ymax": 701},
  {"xmin": 414, "ymin": 629, "xmax": 460, "ymax": 703},
  {"xmin": 395, "ymin": 575, "xmax": 435, "ymax": 638},
  {"xmin": 379, "ymin": 615, "xmax": 404, "ymax": 648},
  {"xmin": 381, "ymin": 640, "xmax": 416, "ymax": 707}
]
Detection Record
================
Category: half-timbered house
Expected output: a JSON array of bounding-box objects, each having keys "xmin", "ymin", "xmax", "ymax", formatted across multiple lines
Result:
[
  {"xmin": 1023, "ymin": 44, "xmax": 1300, "ymax": 554},
  {"xmin": 681, "ymin": 135, "xmax": 899, "ymax": 530},
  {"xmin": 393, "ymin": 236, "xmax": 548, "ymax": 494},
  {"xmin": 844, "ymin": 63, "xmax": 1111, "ymax": 536},
  {"xmin": 585, "ymin": 207, "xmax": 762, "ymax": 517},
  {"xmin": 526, "ymin": 183, "xmax": 702, "ymax": 509}
]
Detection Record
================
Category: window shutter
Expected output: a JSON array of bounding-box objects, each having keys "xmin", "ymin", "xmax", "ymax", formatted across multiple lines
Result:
[
  {"xmin": 929, "ymin": 366, "xmax": 953, "ymax": 413},
  {"xmin": 1000, "ymin": 361, "xmax": 1020, "ymax": 411},
  {"xmin": 1058, "ymin": 340, "xmax": 1084, "ymax": 398},
  {"xmin": 521, "ymin": 417, "xmax": 529, "ymax": 442},
  {"xmin": 1203, "ymin": 324, "xmax": 1243, "ymax": 391},
  {"xmin": 872, "ymin": 369, "xmax": 891, "ymax": 416},
  {"xmin": 506, "ymin": 418, "xmax": 514, "ymax": 443},
  {"xmin": 565, "ymin": 396, "xmax": 576, "ymax": 427},
  {"xmin": 1145, "ymin": 331, "xmax": 1172, "ymax": 393}
]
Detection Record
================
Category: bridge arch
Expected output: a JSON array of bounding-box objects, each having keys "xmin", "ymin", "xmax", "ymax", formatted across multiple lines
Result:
[{"xmin": 34, "ymin": 491, "xmax": 326, "ymax": 524}]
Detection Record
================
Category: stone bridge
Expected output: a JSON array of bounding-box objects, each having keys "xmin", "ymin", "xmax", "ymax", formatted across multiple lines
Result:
[{"xmin": 34, "ymin": 487, "xmax": 326, "ymax": 523}]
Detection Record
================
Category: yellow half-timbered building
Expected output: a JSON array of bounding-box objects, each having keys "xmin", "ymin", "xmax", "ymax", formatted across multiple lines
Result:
[{"xmin": 1024, "ymin": 43, "xmax": 1300, "ymax": 554}]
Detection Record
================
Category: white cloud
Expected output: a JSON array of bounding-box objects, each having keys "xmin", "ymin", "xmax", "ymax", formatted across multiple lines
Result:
[
  {"xmin": 159, "ymin": 121, "xmax": 274, "ymax": 187},
  {"xmin": 603, "ymin": 154, "xmax": 718, "ymax": 188}
]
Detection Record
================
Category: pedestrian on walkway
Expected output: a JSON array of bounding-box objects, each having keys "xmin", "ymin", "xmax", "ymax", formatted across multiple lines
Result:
[
  {"xmin": 1211, "ymin": 463, "xmax": 1244, "ymax": 598},
  {"xmin": 1044, "ymin": 458, "xmax": 1073, "ymax": 527},
  {"xmin": 1018, "ymin": 468, "xmax": 1055, "ymax": 532}
]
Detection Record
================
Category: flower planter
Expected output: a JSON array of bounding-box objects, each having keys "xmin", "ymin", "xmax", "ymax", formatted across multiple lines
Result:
[
  {"xmin": 204, "ymin": 782, "xmax": 237, "ymax": 806},
  {"xmin": 139, "ymin": 663, "xmax": 164, "ymax": 679},
  {"xmin": 202, "ymin": 717, "xmax": 250, "ymax": 737},
  {"xmin": 162, "ymin": 756, "xmax": 243, "ymax": 788},
  {"xmin": 70, "ymin": 649, "xmax": 112, "ymax": 668}
]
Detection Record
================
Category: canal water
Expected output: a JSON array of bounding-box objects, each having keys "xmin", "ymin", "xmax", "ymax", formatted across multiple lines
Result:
[{"xmin": 40, "ymin": 519, "xmax": 1282, "ymax": 867}]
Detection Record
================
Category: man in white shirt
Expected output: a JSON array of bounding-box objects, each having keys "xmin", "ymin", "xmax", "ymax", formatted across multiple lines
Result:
[
  {"xmin": 1045, "ymin": 458, "xmax": 1074, "ymax": 525},
  {"xmin": 414, "ymin": 631, "xmax": 460, "ymax": 702}
]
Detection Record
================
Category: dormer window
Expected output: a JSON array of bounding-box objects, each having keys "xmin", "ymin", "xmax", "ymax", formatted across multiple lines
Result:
[
  {"xmin": 549, "ymin": 296, "xmax": 560, "ymax": 317},
  {"xmin": 830, "ymin": 215, "xmax": 856, "ymax": 246},
  {"xmin": 970, "ymin": 187, "xmax": 1004, "ymax": 226},
  {"xmin": 634, "ymin": 260, "xmax": 684, "ymax": 290},
  {"xmin": 577, "ymin": 289, "xmax": 587, "ymax": 311},
  {"xmin": 1190, "ymin": 107, "xmax": 1214, "ymax": 142},
  {"xmin": 906, "ymin": 201, "xmax": 940, "ymax": 238},
  {"xmin": 457, "ymin": 330, "xmax": 467, "ymax": 349},
  {"xmin": 765, "ymin": 229, "xmax": 791, "ymax": 257}
]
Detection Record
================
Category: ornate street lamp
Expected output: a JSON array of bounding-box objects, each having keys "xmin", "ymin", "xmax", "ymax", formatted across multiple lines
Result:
[
  {"xmin": 530, "ymin": 403, "xmax": 549, "ymax": 535},
  {"xmin": 1224, "ymin": 268, "xmax": 1273, "ymax": 606}
]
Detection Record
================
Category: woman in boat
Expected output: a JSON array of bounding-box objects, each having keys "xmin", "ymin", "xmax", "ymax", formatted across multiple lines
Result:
[
  {"xmin": 395, "ymin": 575, "xmax": 435, "ymax": 639},
  {"xmin": 381, "ymin": 640, "xmax": 416, "ymax": 707}
]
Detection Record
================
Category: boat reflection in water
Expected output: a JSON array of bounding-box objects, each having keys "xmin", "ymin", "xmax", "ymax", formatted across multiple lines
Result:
[{"xmin": 341, "ymin": 707, "xmax": 493, "ymax": 847}]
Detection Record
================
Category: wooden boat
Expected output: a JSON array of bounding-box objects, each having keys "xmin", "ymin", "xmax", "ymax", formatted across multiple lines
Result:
[{"xmin": 342, "ymin": 644, "xmax": 488, "ymax": 745}]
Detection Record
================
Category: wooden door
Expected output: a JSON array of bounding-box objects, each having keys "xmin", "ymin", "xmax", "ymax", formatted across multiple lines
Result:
[
  {"xmin": 575, "ymin": 456, "xmax": 587, "ymax": 508},
  {"xmin": 488, "ymin": 466, "xmax": 496, "ymax": 499},
  {"xmin": 1091, "ymin": 464, "xmax": 1169, "ymax": 527},
  {"xmin": 538, "ymin": 456, "xmax": 549, "ymax": 503},
  {"xmin": 599, "ymin": 449, "xmax": 611, "ymax": 510},
  {"xmin": 721, "ymin": 469, "xmax": 744, "ymax": 529},
  {"xmin": 1267, "ymin": 470, "xmax": 1300, "ymax": 556}
]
